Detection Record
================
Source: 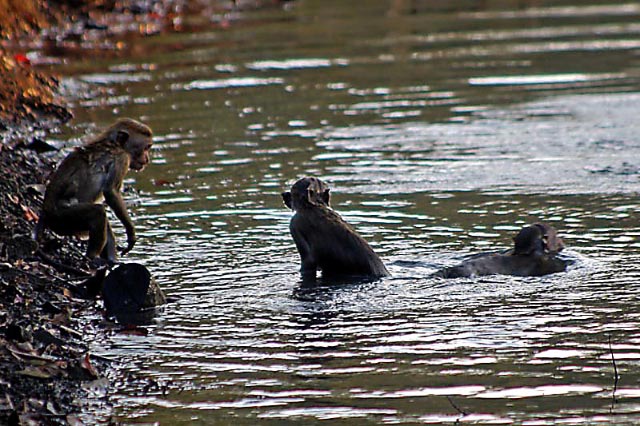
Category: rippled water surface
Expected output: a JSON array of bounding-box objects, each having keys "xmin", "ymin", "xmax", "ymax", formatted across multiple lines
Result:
[{"xmin": 52, "ymin": 1, "xmax": 640, "ymax": 423}]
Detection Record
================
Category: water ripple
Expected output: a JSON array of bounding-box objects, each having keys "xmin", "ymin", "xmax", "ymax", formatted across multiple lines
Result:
[{"xmin": 69, "ymin": 0, "xmax": 640, "ymax": 424}]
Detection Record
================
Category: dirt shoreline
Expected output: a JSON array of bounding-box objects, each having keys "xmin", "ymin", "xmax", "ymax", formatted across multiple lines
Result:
[
  {"xmin": 1, "ymin": 1, "xmax": 294, "ymax": 423},
  {"xmin": 0, "ymin": 28, "xmax": 100, "ymax": 422}
]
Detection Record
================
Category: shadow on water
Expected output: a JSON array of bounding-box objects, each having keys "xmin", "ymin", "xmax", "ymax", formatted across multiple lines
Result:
[{"xmin": 49, "ymin": 0, "xmax": 640, "ymax": 423}]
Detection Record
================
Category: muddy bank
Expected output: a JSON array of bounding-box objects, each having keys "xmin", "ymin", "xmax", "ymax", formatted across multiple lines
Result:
[
  {"xmin": 0, "ymin": 134, "xmax": 104, "ymax": 425},
  {"xmin": 1, "ymin": 1, "xmax": 294, "ymax": 423},
  {"xmin": 0, "ymin": 2, "xmax": 131, "ymax": 422}
]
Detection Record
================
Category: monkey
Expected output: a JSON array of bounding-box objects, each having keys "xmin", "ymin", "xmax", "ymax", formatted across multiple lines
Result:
[
  {"xmin": 282, "ymin": 177, "xmax": 390, "ymax": 280},
  {"xmin": 433, "ymin": 222, "xmax": 568, "ymax": 278},
  {"xmin": 33, "ymin": 118, "xmax": 153, "ymax": 266}
]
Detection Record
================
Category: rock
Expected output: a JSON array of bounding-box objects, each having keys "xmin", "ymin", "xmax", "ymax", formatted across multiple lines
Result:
[
  {"xmin": 24, "ymin": 137, "xmax": 59, "ymax": 153},
  {"xmin": 5, "ymin": 323, "xmax": 30, "ymax": 342},
  {"xmin": 33, "ymin": 328, "xmax": 65, "ymax": 346},
  {"xmin": 102, "ymin": 263, "xmax": 166, "ymax": 324}
]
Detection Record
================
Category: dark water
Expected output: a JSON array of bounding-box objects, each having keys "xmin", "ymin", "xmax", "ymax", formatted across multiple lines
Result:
[{"xmin": 49, "ymin": 1, "xmax": 640, "ymax": 424}]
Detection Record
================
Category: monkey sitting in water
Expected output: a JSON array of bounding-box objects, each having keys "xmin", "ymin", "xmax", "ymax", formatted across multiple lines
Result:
[
  {"xmin": 433, "ymin": 223, "xmax": 569, "ymax": 278},
  {"xmin": 34, "ymin": 118, "xmax": 153, "ymax": 266},
  {"xmin": 282, "ymin": 177, "xmax": 389, "ymax": 280}
]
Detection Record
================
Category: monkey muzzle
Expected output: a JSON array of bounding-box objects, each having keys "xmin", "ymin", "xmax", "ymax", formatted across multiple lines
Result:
[{"xmin": 130, "ymin": 161, "xmax": 148, "ymax": 171}]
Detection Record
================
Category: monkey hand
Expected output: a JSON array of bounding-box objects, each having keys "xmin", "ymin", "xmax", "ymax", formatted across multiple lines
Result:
[{"xmin": 120, "ymin": 235, "xmax": 137, "ymax": 255}]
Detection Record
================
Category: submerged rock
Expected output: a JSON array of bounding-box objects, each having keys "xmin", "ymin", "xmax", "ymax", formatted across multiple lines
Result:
[{"xmin": 102, "ymin": 263, "xmax": 166, "ymax": 324}]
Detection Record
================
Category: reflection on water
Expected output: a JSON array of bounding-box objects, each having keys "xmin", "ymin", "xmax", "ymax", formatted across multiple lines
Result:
[{"xmin": 52, "ymin": 0, "xmax": 640, "ymax": 424}]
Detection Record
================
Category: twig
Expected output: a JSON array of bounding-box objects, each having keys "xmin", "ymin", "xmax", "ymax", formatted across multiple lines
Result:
[
  {"xmin": 609, "ymin": 334, "xmax": 619, "ymax": 411},
  {"xmin": 609, "ymin": 335, "xmax": 620, "ymax": 386},
  {"xmin": 3, "ymin": 263, "xmax": 69, "ymax": 287},
  {"xmin": 89, "ymin": 353, "xmax": 117, "ymax": 363},
  {"xmin": 446, "ymin": 395, "xmax": 467, "ymax": 416},
  {"xmin": 36, "ymin": 249, "xmax": 91, "ymax": 277},
  {"xmin": 57, "ymin": 324, "xmax": 84, "ymax": 339}
]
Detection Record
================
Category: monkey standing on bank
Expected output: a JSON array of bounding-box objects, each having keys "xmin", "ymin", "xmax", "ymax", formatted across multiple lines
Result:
[
  {"xmin": 282, "ymin": 177, "xmax": 389, "ymax": 280},
  {"xmin": 34, "ymin": 118, "xmax": 153, "ymax": 265}
]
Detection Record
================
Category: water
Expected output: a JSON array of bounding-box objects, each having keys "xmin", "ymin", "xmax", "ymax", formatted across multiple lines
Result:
[{"xmin": 47, "ymin": 0, "xmax": 640, "ymax": 423}]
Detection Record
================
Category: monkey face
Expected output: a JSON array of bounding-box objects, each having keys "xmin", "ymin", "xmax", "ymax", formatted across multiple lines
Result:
[
  {"xmin": 125, "ymin": 137, "xmax": 153, "ymax": 171},
  {"xmin": 110, "ymin": 117, "xmax": 153, "ymax": 171},
  {"xmin": 513, "ymin": 223, "xmax": 564, "ymax": 256},
  {"xmin": 129, "ymin": 145, "xmax": 152, "ymax": 171},
  {"xmin": 536, "ymin": 223, "xmax": 564, "ymax": 255},
  {"xmin": 282, "ymin": 177, "xmax": 331, "ymax": 211}
]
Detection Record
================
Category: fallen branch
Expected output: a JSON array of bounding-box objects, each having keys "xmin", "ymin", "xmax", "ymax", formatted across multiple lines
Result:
[
  {"xmin": 446, "ymin": 395, "xmax": 467, "ymax": 416},
  {"xmin": 57, "ymin": 324, "xmax": 84, "ymax": 339},
  {"xmin": 2, "ymin": 262, "xmax": 68, "ymax": 287},
  {"xmin": 609, "ymin": 335, "xmax": 619, "ymax": 409},
  {"xmin": 36, "ymin": 249, "xmax": 91, "ymax": 277}
]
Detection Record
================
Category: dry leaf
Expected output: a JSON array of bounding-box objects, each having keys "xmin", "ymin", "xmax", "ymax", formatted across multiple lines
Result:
[
  {"xmin": 8, "ymin": 345, "xmax": 57, "ymax": 362},
  {"xmin": 14, "ymin": 53, "xmax": 31, "ymax": 66},
  {"xmin": 67, "ymin": 415, "xmax": 84, "ymax": 426},
  {"xmin": 17, "ymin": 367, "xmax": 52, "ymax": 379},
  {"xmin": 21, "ymin": 205, "xmax": 39, "ymax": 222},
  {"xmin": 80, "ymin": 353, "xmax": 99, "ymax": 379}
]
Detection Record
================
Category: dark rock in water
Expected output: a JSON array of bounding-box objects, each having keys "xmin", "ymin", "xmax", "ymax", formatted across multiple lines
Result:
[{"xmin": 102, "ymin": 263, "xmax": 166, "ymax": 323}]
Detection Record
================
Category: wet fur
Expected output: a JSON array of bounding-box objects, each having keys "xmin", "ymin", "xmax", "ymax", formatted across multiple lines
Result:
[
  {"xmin": 434, "ymin": 223, "xmax": 568, "ymax": 278},
  {"xmin": 283, "ymin": 177, "xmax": 389, "ymax": 279}
]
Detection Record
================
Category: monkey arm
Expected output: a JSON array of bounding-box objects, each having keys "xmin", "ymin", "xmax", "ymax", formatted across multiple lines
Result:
[
  {"xmin": 101, "ymin": 154, "xmax": 137, "ymax": 255},
  {"xmin": 298, "ymin": 244, "xmax": 317, "ymax": 277},
  {"xmin": 290, "ymin": 216, "xmax": 317, "ymax": 277},
  {"xmin": 103, "ymin": 187, "xmax": 136, "ymax": 254}
]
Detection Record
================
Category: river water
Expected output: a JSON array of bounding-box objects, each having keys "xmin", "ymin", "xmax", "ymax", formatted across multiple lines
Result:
[{"xmin": 49, "ymin": 0, "xmax": 640, "ymax": 424}]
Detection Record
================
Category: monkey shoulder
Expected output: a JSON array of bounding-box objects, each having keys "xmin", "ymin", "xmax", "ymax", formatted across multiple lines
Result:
[
  {"xmin": 295, "ymin": 206, "xmax": 358, "ymax": 234},
  {"xmin": 51, "ymin": 147, "xmax": 126, "ymax": 205},
  {"xmin": 288, "ymin": 201, "xmax": 388, "ymax": 278},
  {"xmin": 316, "ymin": 208, "xmax": 379, "ymax": 256},
  {"xmin": 321, "ymin": 207, "xmax": 359, "ymax": 233}
]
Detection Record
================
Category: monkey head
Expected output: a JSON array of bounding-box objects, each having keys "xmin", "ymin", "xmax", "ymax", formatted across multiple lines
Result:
[
  {"xmin": 111, "ymin": 118, "xmax": 153, "ymax": 171},
  {"xmin": 513, "ymin": 223, "xmax": 564, "ymax": 256},
  {"xmin": 282, "ymin": 177, "xmax": 331, "ymax": 211}
]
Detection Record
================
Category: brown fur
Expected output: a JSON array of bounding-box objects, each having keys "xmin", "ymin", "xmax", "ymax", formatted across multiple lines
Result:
[
  {"xmin": 34, "ymin": 118, "xmax": 153, "ymax": 264},
  {"xmin": 434, "ymin": 223, "xmax": 568, "ymax": 278},
  {"xmin": 282, "ymin": 177, "xmax": 389, "ymax": 280}
]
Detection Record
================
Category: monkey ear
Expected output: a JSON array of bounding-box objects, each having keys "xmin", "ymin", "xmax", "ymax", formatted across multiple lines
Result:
[
  {"xmin": 306, "ymin": 189, "xmax": 318, "ymax": 206},
  {"xmin": 115, "ymin": 130, "xmax": 129, "ymax": 146},
  {"xmin": 321, "ymin": 188, "xmax": 330, "ymax": 205},
  {"xmin": 282, "ymin": 192, "xmax": 293, "ymax": 209}
]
